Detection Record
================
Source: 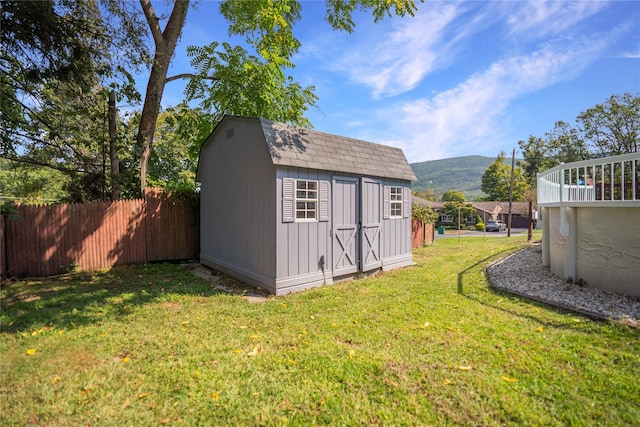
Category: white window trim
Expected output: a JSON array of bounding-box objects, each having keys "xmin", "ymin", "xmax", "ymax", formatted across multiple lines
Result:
[
  {"xmin": 390, "ymin": 186, "xmax": 403, "ymax": 218},
  {"xmin": 295, "ymin": 179, "xmax": 318, "ymax": 222}
]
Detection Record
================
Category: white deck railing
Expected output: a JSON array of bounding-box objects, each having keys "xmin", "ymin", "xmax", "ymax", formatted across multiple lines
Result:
[{"xmin": 537, "ymin": 152, "xmax": 640, "ymax": 206}]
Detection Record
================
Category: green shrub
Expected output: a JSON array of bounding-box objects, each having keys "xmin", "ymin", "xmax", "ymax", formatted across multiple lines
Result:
[{"xmin": 475, "ymin": 222, "xmax": 485, "ymax": 231}]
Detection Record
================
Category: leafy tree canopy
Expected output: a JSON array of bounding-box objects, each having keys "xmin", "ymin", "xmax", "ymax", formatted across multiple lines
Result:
[
  {"xmin": 518, "ymin": 92, "xmax": 639, "ymax": 187},
  {"xmin": 1, "ymin": 0, "xmax": 422, "ymax": 202},
  {"xmin": 481, "ymin": 151, "xmax": 529, "ymax": 202},
  {"xmin": 441, "ymin": 190, "xmax": 466, "ymax": 203},
  {"xmin": 411, "ymin": 204, "xmax": 438, "ymax": 224},
  {"xmin": 440, "ymin": 201, "xmax": 476, "ymax": 223},
  {"xmin": 578, "ymin": 92, "xmax": 639, "ymax": 156}
]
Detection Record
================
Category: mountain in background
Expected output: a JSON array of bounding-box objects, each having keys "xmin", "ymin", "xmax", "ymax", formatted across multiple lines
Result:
[{"xmin": 410, "ymin": 155, "xmax": 495, "ymax": 201}]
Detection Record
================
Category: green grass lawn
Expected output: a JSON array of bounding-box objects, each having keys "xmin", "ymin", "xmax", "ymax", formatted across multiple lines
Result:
[{"xmin": 2, "ymin": 233, "xmax": 639, "ymax": 426}]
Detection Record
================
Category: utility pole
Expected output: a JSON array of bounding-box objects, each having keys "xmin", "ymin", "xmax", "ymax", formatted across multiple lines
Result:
[
  {"xmin": 528, "ymin": 200, "xmax": 533, "ymax": 241},
  {"xmin": 507, "ymin": 148, "xmax": 515, "ymax": 237}
]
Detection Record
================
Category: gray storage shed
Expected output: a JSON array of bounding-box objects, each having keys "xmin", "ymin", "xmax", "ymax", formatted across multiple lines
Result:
[{"xmin": 196, "ymin": 115, "xmax": 417, "ymax": 295}]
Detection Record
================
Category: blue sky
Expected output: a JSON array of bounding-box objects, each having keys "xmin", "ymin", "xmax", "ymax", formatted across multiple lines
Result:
[{"xmin": 153, "ymin": 1, "xmax": 640, "ymax": 164}]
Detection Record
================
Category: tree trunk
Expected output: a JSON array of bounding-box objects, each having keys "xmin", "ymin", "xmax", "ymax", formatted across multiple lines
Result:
[
  {"xmin": 137, "ymin": 0, "xmax": 189, "ymax": 193},
  {"xmin": 108, "ymin": 90, "xmax": 120, "ymax": 200}
]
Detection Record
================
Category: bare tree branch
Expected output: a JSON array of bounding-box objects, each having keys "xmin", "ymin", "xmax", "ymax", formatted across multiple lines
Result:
[
  {"xmin": 165, "ymin": 73, "xmax": 219, "ymax": 83},
  {"xmin": 139, "ymin": 0, "xmax": 164, "ymax": 48}
]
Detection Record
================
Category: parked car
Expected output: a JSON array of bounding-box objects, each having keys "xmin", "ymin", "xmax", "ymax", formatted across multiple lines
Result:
[{"xmin": 485, "ymin": 220, "xmax": 506, "ymax": 232}]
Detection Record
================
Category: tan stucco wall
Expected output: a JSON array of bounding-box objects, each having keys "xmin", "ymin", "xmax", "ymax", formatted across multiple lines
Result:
[{"xmin": 545, "ymin": 206, "xmax": 640, "ymax": 297}]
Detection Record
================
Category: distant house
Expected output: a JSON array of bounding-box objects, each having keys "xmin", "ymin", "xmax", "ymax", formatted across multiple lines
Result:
[
  {"xmin": 472, "ymin": 202, "xmax": 531, "ymax": 228},
  {"xmin": 196, "ymin": 116, "xmax": 417, "ymax": 296},
  {"xmin": 423, "ymin": 199, "xmax": 531, "ymax": 227}
]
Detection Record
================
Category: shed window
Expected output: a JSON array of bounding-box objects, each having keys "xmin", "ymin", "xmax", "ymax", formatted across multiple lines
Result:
[
  {"xmin": 390, "ymin": 186, "xmax": 403, "ymax": 218},
  {"xmin": 295, "ymin": 180, "xmax": 318, "ymax": 221}
]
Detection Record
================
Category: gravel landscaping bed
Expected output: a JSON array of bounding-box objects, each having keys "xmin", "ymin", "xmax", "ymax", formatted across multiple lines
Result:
[{"xmin": 486, "ymin": 245, "xmax": 640, "ymax": 327}]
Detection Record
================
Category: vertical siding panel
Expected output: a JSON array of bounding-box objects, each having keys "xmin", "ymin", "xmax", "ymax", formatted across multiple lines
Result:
[{"xmin": 288, "ymin": 168, "xmax": 299, "ymax": 278}]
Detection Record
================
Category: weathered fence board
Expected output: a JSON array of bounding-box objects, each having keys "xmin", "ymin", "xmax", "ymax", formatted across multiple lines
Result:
[
  {"xmin": 144, "ymin": 189, "xmax": 199, "ymax": 262},
  {"xmin": 411, "ymin": 219, "xmax": 434, "ymax": 248},
  {"xmin": 1, "ymin": 190, "xmax": 198, "ymax": 278},
  {"xmin": 0, "ymin": 214, "xmax": 5, "ymax": 275}
]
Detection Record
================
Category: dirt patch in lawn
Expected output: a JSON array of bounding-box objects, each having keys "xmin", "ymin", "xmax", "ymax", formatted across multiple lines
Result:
[{"xmin": 181, "ymin": 262, "xmax": 269, "ymax": 303}]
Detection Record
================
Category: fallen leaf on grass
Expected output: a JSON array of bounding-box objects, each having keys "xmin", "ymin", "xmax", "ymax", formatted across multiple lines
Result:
[
  {"xmin": 122, "ymin": 356, "xmax": 130, "ymax": 363},
  {"xmin": 247, "ymin": 345, "xmax": 260, "ymax": 357},
  {"xmin": 250, "ymin": 334, "xmax": 260, "ymax": 339},
  {"xmin": 458, "ymin": 365, "xmax": 472, "ymax": 371},
  {"xmin": 138, "ymin": 393, "xmax": 149, "ymax": 399},
  {"xmin": 233, "ymin": 349, "xmax": 243, "ymax": 353},
  {"xmin": 348, "ymin": 350, "xmax": 356, "ymax": 359},
  {"xmin": 502, "ymin": 376, "xmax": 518, "ymax": 383},
  {"xmin": 25, "ymin": 348, "xmax": 36, "ymax": 355},
  {"xmin": 537, "ymin": 326, "xmax": 544, "ymax": 332},
  {"xmin": 211, "ymin": 392, "xmax": 219, "ymax": 401},
  {"xmin": 442, "ymin": 378, "xmax": 452, "ymax": 385},
  {"xmin": 51, "ymin": 376, "xmax": 61, "ymax": 384}
]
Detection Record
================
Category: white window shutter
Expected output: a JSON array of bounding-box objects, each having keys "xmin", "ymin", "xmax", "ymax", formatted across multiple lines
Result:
[
  {"xmin": 282, "ymin": 178, "xmax": 295, "ymax": 223},
  {"xmin": 403, "ymin": 187, "xmax": 410, "ymax": 218},
  {"xmin": 383, "ymin": 186, "xmax": 391, "ymax": 219},
  {"xmin": 319, "ymin": 180, "xmax": 330, "ymax": 222}
]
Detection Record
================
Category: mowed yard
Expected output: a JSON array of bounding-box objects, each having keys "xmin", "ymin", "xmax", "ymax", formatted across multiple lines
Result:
[{"xmin": 2, "ymin": 233, "xmax": 639, "ymax": 426}]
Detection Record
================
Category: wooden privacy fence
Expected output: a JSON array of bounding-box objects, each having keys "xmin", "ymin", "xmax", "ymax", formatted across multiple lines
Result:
[
  {"xmin": 0, "ymin": 189, "xmax": 199, "ymax": 278},
  {"xmin": 411, "ymin": 219, "xmax": 434, "ymax": 248}
]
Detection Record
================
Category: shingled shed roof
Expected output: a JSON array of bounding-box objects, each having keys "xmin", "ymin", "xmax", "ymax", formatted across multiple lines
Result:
[{"xmin": 259, "ymin": 118, "xmax": 416, "ymax": 181}]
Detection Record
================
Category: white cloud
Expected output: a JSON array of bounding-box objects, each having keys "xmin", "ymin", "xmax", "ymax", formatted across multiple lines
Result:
[
  {"xmin": 333, "ymin": 4, "xmax": 465, "ymax": 98},
  {"xmin": 391, "ymin": 35, "xmax": 612, "ymax": 162},
  {"xmin": 619, "ymin": 48, "xmax": 640, "ymax": 58},
  {"xmin": 507, "ymin": 1, "xmax": 608, "ymax": 38}
]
